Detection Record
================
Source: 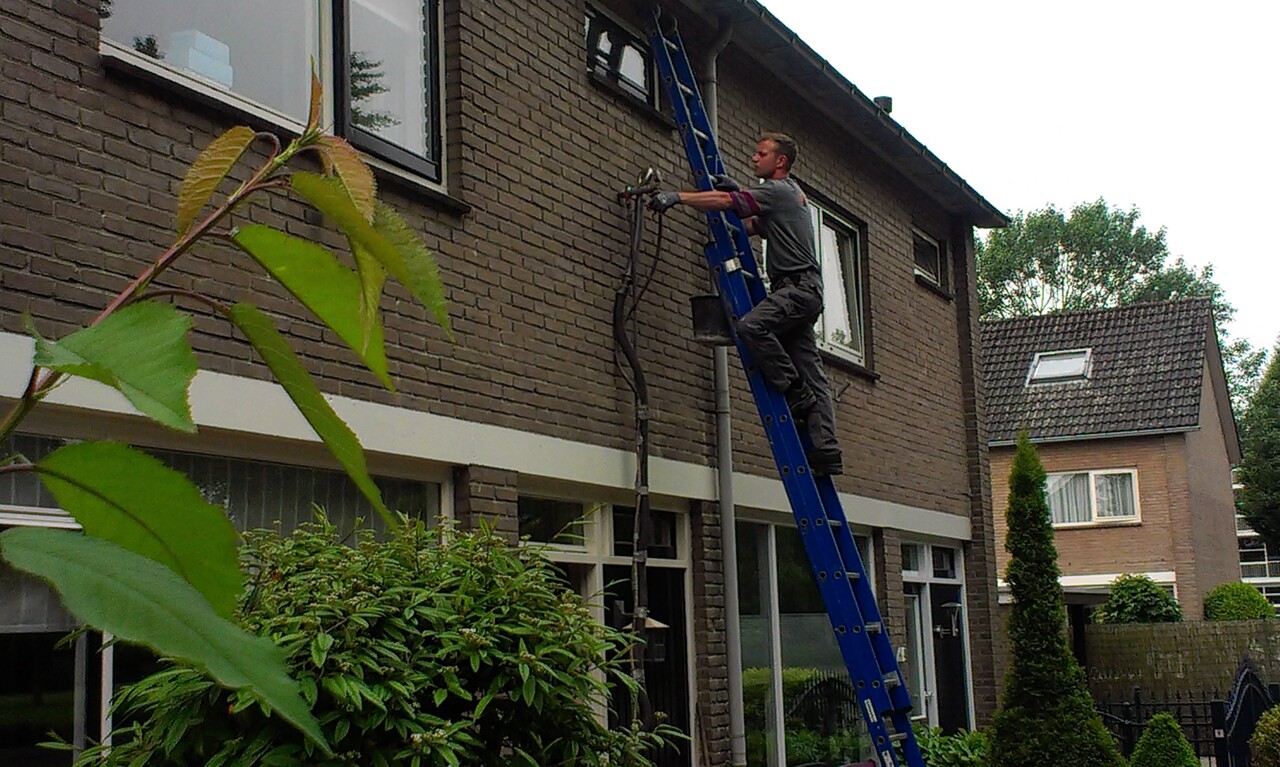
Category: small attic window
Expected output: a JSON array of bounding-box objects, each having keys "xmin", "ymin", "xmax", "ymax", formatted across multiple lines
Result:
[{"xmin": 1027, "ymin": 348, "xmax": 1092, "ymax": 384}]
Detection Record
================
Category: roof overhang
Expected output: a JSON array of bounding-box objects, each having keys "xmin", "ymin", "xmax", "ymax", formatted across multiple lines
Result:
[{"xmin": 674, "ymin": 0, "xmax": 1009, "ymax": 228}]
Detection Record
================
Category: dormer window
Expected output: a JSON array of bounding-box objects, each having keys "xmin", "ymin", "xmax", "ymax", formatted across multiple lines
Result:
[{"xmin": 1027, "ymin": 348, "xmax": 1092, "ymax": 384}]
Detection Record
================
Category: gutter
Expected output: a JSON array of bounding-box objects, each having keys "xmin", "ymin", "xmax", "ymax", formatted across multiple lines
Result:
[{"xmin": 989, "ymin": 425, "xmax": 1199, "ymax": 448}]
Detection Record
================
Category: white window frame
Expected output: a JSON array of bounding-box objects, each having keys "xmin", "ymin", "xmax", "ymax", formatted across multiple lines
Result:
[
  {"xmin": 810, "ymin": 204, "xmax": 867, "ymax": 365},
  {"xmin": 1046, "ymin": 468, "xmax": 1141, "ymax": 527},
  {"xmin": 1026, "ymin": 348, "xmax": 1093, "ymax": 384},
  {"xmin": 900, "ymin": 541, "xmax": 973, "ymax": 730},
  {"xmin": 97, "ymin": 1, "xmax": 447, "ymax": 186},
  {"xmin": 912, "ymin": 228, "xmax": 945, "ymax": 288}
]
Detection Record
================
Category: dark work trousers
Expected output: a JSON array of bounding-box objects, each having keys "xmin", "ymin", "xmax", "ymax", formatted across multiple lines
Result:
[{"xmin": 735, "ymin": 269, "xmax": 839, "ymax": 454}]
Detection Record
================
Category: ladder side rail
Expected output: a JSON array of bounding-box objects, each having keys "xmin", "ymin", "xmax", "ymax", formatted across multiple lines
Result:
[{"xmin": 817, "ymin": 478, "xmax": 916, "ymax": 715}]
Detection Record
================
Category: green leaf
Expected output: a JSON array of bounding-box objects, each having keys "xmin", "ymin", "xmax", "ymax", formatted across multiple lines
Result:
[
  {"xmin": 31, "ymin": 302, "xmax": 197, "ymax": 433},
  {"xmin": 290, "ymin": 173, "xmax": 450, "ymax": 335},
  {"xmin": 178, "ymin": 126, "xmax": 256, "ymax": 234},
  {"xmin": 0, "ymin": 527, "xmax": 330, "ymax": 754},
  {"xmin": 317, "ymin": 136, "xmax": 376, "ymax": 220},
  {"xmin": 228, "ymin": 303, "xmax": 393, "ymax": 529},
  {"xmin": 36, "ymin": 441, "xmax": 241, "ymax": 617},
  {"xmin": 373, "ymin": 203, "xmax": 452, "ymax": 338},
  {"xmin": 230, "ymin": 224, "xmax": 391, "ymax": 389}
]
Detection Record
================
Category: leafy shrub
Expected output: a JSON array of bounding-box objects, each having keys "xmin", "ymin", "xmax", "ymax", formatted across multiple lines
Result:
[
  {"xmin": 914, "ymin": 724, "xmax": 989, "ymax": 767},
  {"xmin": 1094, "ymin": 574, "xmax": 1182, "ymax": 624},
  {"xmin": 77, "ymin": 519, "xmax": 675, "ymax": 766},
  {"xmin": 1205, "ymin": 582, "xmax": 1274, "ymax": 621},
  {"xmin": 1129, "ymin": 712, "xmax": 1196, "ymax": 767},
  {"xmin": 989, "ymin": 434, "xmax": 1125, "ymax": 767},
  {"xmin": 1253, "ymin": 705, "xmax": 1280, "ymax": 767}
]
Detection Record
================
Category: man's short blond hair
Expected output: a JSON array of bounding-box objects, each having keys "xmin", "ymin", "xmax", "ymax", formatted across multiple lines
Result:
[{"xmin": 760, "ymin": 132, "xmax": 798, "ymax": 170}]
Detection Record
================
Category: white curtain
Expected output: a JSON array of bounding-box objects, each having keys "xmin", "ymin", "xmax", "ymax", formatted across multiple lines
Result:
[
  {"xmin": 1095, "ymin": 473, "xmax": 1136, "ymax": 518},
  {"xmin": 1047, "ymin": 473, "xmax": 1090, "ymax": 524}
]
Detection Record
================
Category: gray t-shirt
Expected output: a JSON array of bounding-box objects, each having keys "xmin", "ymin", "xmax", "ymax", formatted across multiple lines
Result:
[{"xmin": 729, "ymin": 177, "xmax": 818, "ymax": 283}]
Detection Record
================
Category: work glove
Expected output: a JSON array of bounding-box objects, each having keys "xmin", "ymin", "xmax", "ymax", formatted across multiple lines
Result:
[
  {"xmin": 648, "ymin": 191, "xmax": 681, "ymax": 212},
  {"xmin": 711, "ymin": 173, "xmax": 741, "ymax": 192}
]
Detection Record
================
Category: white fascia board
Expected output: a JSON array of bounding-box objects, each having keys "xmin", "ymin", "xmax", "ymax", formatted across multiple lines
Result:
[{"xmin": 2, "ymin": 331, "xmax": 970, "ymax": 541}]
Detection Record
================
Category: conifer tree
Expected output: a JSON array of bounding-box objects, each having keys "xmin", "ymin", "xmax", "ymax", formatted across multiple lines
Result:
[{"xmin": 988, "ymin": 433, "xmax": 1125, "ymax": 767}]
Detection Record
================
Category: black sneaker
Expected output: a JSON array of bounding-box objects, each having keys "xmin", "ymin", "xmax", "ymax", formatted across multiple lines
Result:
[{"xmin": 807, "ymin": 447, "xmax": 843, "ymax": 477}]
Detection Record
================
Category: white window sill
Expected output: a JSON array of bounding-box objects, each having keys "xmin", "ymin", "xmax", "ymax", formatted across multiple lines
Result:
[
  {"xmin": 0, "ymin": 506, "xmax": 81, "ymax": 530},
  {"xmin": 1051, "ymin": 518, "xmax": 1141, "ymax": 530}
]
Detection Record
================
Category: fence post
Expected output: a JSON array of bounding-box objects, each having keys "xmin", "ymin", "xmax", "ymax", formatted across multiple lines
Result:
[
  {"xmin": 1128, "ymin": 686, "xmax": 1143, "ymax": 754},
  {"xmin": 1212, "ymin": 699, "xmax": 1229, "ymax": 767}
]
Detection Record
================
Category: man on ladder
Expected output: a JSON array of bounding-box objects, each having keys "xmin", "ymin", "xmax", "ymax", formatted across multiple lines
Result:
[{"xmin": 649, "ymin": 132, "xmax": 842, "ymax": 476}]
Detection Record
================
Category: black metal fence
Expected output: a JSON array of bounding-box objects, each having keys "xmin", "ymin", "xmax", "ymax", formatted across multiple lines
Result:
[
  {"xmin": 1096, "ymin": 688, "xmax": 1218, "ymax": 759},
  {"xmin": 1094, "ymin": 659, "xmax": 1280, "ymax": 767}
]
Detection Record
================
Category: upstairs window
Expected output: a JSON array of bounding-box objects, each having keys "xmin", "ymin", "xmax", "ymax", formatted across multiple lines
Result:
[
  {"xmin": 1027, "ymin": 348, "xmax": 1092, "ymax": 384},
  {"xmin": 812, "ymin": 205, "xmax": 867, "ymax": 363},
  {"xmin": 1047, "ymin": 469, "xmax": 1139, "ymax": 525},
  {"xmin": 913, "ymin": 229, "xmax": 947, "ymax": 289},
  {"xmin": 98, "ymin": 0, "xmax": 442, "ymax": 181},
  {"xmin": 585, "ymin": 5, "xmax": 655, "ymax": 106}
]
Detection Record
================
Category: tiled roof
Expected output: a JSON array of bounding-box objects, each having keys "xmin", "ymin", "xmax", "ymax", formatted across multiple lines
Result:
[{"xmin": 980, "ymin": 299, "xmax": 1213, "ymax": 444}]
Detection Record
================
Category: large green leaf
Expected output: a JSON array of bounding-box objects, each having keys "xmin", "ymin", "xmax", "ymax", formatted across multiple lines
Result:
[
  {"xmin": 37, "ymin": 441, "xmax": 242, "ymax": 618},
  {"xmin": 178, "ymin": 126, "xmax": 256, "ymax": 235},
  {"xmin": 228, "ymin": 303, "xmax": 393, "ymax": 529},
  {"xmin": 31, "ymin": 301, "xmax": 197, "ymax": 433},
  {"xmin": 290, "ymin": 173, "xmax": 450, "ymax": 334},
  {"xmin": 230, "ymin": 224, "xmax": 391, "ymax": 389},
  {"xmin": 373, "ymin": 202, "xmax": 452, "ymax": 338},
  {"xmin": 0, "ymin": 527, "xmax": 330, "ymax": 753},
  {"xmin": 317, "ymin": 136, "xmax": 376, "ymax": 220}
]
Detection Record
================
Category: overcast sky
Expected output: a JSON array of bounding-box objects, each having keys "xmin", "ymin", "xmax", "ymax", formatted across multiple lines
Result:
[{"xmin": 761, "ymin": 1, "xmax": 1280, "ymax": 354}]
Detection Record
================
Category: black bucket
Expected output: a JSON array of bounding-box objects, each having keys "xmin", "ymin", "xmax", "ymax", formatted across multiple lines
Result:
[{"xmin": 690, "ymin": 294, "xmax": 734, "ymax": 346}]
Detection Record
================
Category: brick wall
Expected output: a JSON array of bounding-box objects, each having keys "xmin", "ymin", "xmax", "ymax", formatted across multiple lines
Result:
[
  {"xmin": 1086, "ymin": 621, "xmax": 1280, "ymax": 699},
  {"xmin": 1185, "ymin": 366, "xmax": 1241, "ymax": 606},
  {"xmin": 452, "ymin": 464, "xmax": 518, "ymax": 543},
  {"xmin": 992, "ymin": 436, "xmax": 1188, "ymax": 597},
  {"xmin": 0, "ymin": 0, "xmax": 1000, "ymax": 745}
]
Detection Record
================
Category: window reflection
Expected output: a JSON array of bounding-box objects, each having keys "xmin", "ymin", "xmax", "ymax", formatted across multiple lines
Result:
[{"xmin": 348, "ymin": 0, "xmax": 433, "ymax": 159}]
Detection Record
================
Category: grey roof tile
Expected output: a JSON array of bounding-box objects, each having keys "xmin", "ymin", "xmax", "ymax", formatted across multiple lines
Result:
[{"xmin": 980, "ymin": 299, "xmax": 1212, "ymax": 444}]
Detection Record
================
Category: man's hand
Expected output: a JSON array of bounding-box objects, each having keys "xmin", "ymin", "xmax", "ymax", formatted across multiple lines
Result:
[
  {"xmin": 648, "ymin": 191, "xmax": 681, "ymax": 212},
  {"xmin": 711, "ymin": 173, "xmax": 741, "ymax": 192}
]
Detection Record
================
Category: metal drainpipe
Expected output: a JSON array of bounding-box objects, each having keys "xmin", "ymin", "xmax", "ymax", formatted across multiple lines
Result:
[{"xmin": 700, "ymin": 20, "xmax": 746, "ymax": 767}]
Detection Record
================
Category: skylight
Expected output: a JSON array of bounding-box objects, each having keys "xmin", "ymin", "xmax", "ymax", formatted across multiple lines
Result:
[{"xmin": 1027, "ymin": 348, "xmax": 1092, "ymax": 384}]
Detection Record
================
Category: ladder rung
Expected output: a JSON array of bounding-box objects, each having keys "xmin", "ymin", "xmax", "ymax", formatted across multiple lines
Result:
[
  {"xmin": 663, "ymin": 37, "xmax": 678, "ymax": 51},
  {"xmin": 693, "ymin": 128, "xmax": 710, "ymax": 144},
  {"xmin": 884, "ymin": 672, "xmax": 901, "ymax": 689},
  {"xmin": 866, "ymin": 621, "xmax": 882, "ymax": 635},
  {"xmin": 678, "ymin": 82, "xmax": 694, "ymax": 97},
  {"xmin": 889, "ymin": 732, "xmax": 909, "ymax": 743}
]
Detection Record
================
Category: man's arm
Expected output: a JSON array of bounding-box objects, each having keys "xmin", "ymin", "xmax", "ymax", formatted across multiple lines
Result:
[{"xmin": 675, "ymin": 190, "xmax": 734, "ymax": 211}]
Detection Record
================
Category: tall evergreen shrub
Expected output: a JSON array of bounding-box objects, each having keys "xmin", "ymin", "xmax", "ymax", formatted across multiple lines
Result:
[{"xmin": 988, "ymin": 433, "xmax": 1125, "ymax": 767}]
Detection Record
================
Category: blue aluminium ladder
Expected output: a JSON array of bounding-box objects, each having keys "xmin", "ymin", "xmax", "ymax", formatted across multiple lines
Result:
[{"xmin": 647, "ymin": 12, "xmax": 926, "ymax": 767}]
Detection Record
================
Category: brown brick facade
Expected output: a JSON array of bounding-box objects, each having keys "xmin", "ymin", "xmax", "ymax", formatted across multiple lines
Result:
[
  {"xmin": 990, "ymin": 405, "xmax": 1237, "ymax": 621},
  {"xmin": 1, "ymin": 0, "xmax": 1001, "ymax": 754}
]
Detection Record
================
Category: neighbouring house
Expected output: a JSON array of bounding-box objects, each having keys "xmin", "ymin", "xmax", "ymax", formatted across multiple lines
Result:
[
  {"xmin": 982, "ymin": 299, "xmax": 1241, "ymax": 629},
  {"xmin": 0, "ymin": 1, "xmax": 1007, "ymax": 763}
]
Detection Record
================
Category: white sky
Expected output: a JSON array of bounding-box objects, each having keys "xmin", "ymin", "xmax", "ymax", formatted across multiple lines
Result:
[{"xmin": 761, "ymin": 0, "xmax": 1280, "ymax": 353}]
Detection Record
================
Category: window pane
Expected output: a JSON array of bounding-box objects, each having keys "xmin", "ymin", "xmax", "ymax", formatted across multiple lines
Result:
[
  {"xmin": 932, "ymin": 547, "xmax": 957, "ymax": 580},
  {"xmin": 349, "ymin": 0, "xmax": 434, "ymax": 158},
  {"xmin": 100, "ymin": 1, "xmax": 320, "ymax": 121},
  {"xmin": 1047, "ymin": 473, "xmax": 1091, "ymax": 524},
  {"xmin": 736, "ymin": 522, "xmax": 779, "ymax": 766},
  {"xmin": 585, "ymin": 7, "xmax": 652, "ymax": 102},
  {"xmin": 1094, "ymin": 473, "xmax": 1136, "ymax": 518},
  {"xmin": 1029, "ymin": 350, "xmax": 1090, "ymax": 382},
  {"xmin": 613, "ymin": 507, "xmax": 678, "ymax": 559},
  {"xmin": 901, "ymin": 543, "xmax": 922, "ymax": 573},
  {"xmin": 817, "ymin": 214, "xmax": 863, "ymax": 358},
  {"xmin": 913, "ymin": 232, "xmax": 941, "ymax": 283},
  {"xmin": 517, "ymin": 497, "xmax": 585, "ymax": 545}
]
